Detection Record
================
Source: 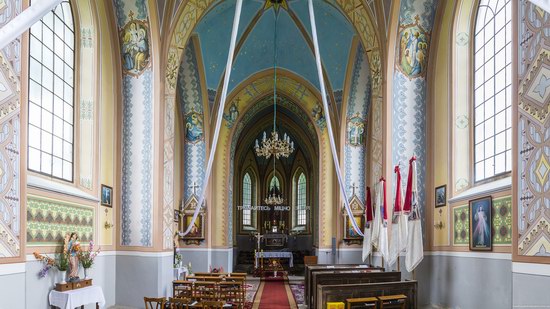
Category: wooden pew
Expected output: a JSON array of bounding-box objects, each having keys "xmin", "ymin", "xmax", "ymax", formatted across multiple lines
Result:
[
  {"xmin": 305, "ymin": 265, "xmax": 383, "ymax": 307},
  {"xmin": 310, "ymin": 271, "xmax": 401, "ymax": 308},
  {"xmin": 316, "ymin": 280, "xmax": 418, "ymax": 309}
]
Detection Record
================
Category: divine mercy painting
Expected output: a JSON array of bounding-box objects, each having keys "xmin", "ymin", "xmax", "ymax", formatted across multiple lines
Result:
[{"xmin": 469, "ymin": 196, "xmax": 492, "ymax": 251}]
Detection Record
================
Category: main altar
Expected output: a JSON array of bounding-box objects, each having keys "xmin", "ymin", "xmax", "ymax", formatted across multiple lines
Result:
[{"xmin": 252, "ymin": 219, "xmax": 293, "ymax": 277}]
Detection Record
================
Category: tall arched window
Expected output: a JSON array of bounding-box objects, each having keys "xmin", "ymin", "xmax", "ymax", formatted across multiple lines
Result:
[
  {"xmin": 473, "ymin": 0, "xmax": 512, "ymax": 182},
  {"xmin": 296, "ymin": 173, "xmax": 306, "ymax": 226},
  {"xmin": 28, "ymin": 1, "xmax": 75, "ymax": 182},
  {"xmin": 269, "ymin": 176, "xmax": 280, "ymax": 190},
  {"xmin": 242, "ymin": 173, "xmax": 253, "ymax": 226}
]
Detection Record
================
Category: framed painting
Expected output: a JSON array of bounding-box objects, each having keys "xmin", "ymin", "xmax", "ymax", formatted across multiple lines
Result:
[
  {"xmin": 435, "ymin": 185, "xmax": 446, "ymax": 207},
  {"xmin": 344, "ymin": 215, "xmax": 364, "ymax": 240},
  {"xmin": 101, "ymin": 185, "xmax": 113, "ymax": 207},
  {"xmin": 182, "ymin": 213, "xmax": 205, "ymax": 241},
  {"xmin": 469, "ymin": 196, "xmax": 492, "ymax": 251}
]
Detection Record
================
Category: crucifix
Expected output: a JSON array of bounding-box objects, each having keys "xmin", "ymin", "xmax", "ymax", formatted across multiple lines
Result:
[
  {"xmin": 189, "ymin": 181, "xmax": 199, "ymax": 196},
  {"xmin": 350, "ymin": 182, "xmax": 358, "ymax": 197}
]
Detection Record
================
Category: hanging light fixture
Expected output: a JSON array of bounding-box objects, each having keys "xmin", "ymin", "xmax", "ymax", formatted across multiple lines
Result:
[
  {"xmin": 264, "ymin": 182, "xmax": 284, "ymax": 205},
  {"xmin": 255, "ymin": 9, "xmax": 294, "ymax": 160}
]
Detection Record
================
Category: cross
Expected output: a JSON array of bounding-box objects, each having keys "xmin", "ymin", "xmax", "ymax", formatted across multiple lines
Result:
[
  {"xmin": 189, "ymin": 182, "xmax": 199, "ymax": 196},
  {"xmin": 350, "ymin": 183, "xmax": 358, "ymax": 197},
  {"xmin": 294, "ymin": 84, "xmax": 308, "ymax": 100},
  {"xmin": 128, "ymin": 10, "xmax": 135, "ymax": 21}
]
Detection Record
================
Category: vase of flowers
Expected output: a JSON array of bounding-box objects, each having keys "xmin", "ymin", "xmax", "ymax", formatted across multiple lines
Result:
[
  {"xmin": 56, "ymin": 252, "xmax": 69, "ymax": 284},
  {"xmin": 78, "ymin": 240, "xmax": 101, "ymax": 279}
]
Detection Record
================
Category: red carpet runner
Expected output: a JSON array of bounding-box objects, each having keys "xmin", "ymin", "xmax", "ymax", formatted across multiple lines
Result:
[{"xmin": 253, "ymin": 280, "xmax": 297, "ymax": 309}]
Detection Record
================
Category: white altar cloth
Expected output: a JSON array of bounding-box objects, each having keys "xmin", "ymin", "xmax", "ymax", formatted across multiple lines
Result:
[
  {"xmin": 255, "ymin": 251, "xmax": 293, "ymax": 267},
  {"xmin": 49, "ymin": 285, "xmax": 106, "ymax": 309}
]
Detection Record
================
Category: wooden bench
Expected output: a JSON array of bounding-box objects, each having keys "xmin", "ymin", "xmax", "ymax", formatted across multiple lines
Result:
[
  {"xmin": 309, "ymin": 271, "xmax": 401, "ymax": 308},
  {"xmin": 172, "ymin": 280, "xmax": 245, "ymax": 308},
  {"xmin": 305, "ymin": 265, "xmax": 383, "ymax": 308},
  {"xmin": 379, "ymin": 294, "xmax": 407, "ymax": 309},
  {"xmin": 346, "ymin": 297, "xmax": 379, "ymax": 309},
  {"xmin": 316, "ymin": 280, "xmax": 417, "ymax": 309}
]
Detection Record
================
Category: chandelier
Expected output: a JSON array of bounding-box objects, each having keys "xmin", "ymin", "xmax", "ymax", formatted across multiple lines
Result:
[
  {"xmin": 264, "ymin": 191, "xmax": 284, "ymax": 205},
  {"xmin": 254, "ymin": 9, "xmax": 294, "ymax": 160},
  {"xmin": 255, "ymin": 130, "xmax": 294, "ymax": 160}
]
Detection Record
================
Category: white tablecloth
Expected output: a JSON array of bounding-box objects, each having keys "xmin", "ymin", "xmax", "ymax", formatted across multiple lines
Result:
[
  {"xmin": 49, "ymin": 285, "xmax": 106, "ymax": 309},
  {"xmin": 255, "ymin": 251, "xmax": 294, "ymax": 267}
]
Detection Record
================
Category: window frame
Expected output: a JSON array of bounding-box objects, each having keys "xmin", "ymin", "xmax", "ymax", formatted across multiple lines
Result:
[
  {"xmin": 471, "ymin": 0, "xmax": 513, "ymax": 185},
  {"xmin": 242, "ymin": 172, "xmax": 253, "ymax": 226},
  {"xmin": 27, "ymin": 0, "xmax": 77, "ymax": 183},
  {"xmin": 296, "ymin": 172, "xmax": 307, "ymax": 226}
]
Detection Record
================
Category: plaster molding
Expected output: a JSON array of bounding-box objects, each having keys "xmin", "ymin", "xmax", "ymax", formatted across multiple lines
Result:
[
  {"xmin": 513, "ymin": 262, "xmax": 550, "ymax": 277},
  {"xmin": 27, "ymin": 175, "xmax": 99, "ymax": 202},
  {"xmin": 0, "ymin": 262, "xmax": 25, "ymax": 276},
  {"xmin": 425, "ymin": 251, "xmax": 512, "ymax": 260},
  {"xmin": 447, "ymin": 177, "xmax": 512, "ymax": 204}
]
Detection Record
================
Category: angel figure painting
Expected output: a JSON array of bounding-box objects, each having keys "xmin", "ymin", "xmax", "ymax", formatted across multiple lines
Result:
[
  {"xmin": 120, "ymin": 20, "xmax": 150, "ymax": 76},
  {"xmin": 398, "ymin": 26, "xmax": 429, "ymax": 78}
]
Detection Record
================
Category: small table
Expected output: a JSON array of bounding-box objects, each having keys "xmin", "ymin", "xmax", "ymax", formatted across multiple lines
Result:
[{"xmin": 49, "ymin": 285, "xmax": 106, "ymax": 309}]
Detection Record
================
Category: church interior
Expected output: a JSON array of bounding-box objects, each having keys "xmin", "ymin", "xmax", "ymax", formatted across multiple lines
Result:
[{"xmin": 0, "ymin": 0, "xmax": 549, "ymax": 308}]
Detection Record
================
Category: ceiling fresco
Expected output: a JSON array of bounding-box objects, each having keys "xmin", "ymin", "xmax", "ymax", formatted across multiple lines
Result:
[{"xmin": 193, "ymin": 0, "xmax": 356, "ymax": 94}]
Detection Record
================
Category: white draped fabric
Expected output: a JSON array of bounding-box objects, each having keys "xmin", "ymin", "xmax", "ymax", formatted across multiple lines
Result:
[
  {"xmin": 362, "ymin": 225, "xmax": 372, "ymax": 262},
  {"xmin": 0, "ymin": 0, "xmax": 63, "ymax": 50},
  {"xmin": 405, "ymin": 159, "xmax": 423, "ymax": 272},
  {"xmin": 49, "ymin": 286, "xmax": 106, "ymax": 309},
  {"xmin": 308, "ymin": 0, "xmax": 363, "ymax": 236},
  {"xmin": 376, "ymin": 181, "xmax": 389, "ymax": 261},
  {"xmin": 181, "ymin": 0, "xmax": 243, "ymax": 236}
]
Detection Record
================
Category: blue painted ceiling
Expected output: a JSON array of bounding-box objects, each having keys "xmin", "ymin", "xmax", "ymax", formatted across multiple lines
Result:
[{"xmin": 193, "ymin": 0, "xmax": 356, "ymax": 94}]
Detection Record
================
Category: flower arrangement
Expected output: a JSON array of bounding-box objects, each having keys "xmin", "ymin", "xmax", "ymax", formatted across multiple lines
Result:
[
  {"xmin": 34, "ymin": 252, "xmax": 56, "ymax": 278},
  {"xmin": 209, "ymin": 265, "xmax": 224, "ymax": 273},
  {"xmin": 78, "ymin": 240, "xmax": 101, "ymax": 269}
]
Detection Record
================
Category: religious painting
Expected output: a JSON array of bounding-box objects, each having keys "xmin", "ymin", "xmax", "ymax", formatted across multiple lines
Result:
[
  {"xmin": 347, "ymin": 115, "xmax": 366, "ymax": 147},
  {"xmin": 469, "ymin": 196, "xmax": 492, "ymax": 251},
  {"xmin": 101, "ymin": 185, "xmax": 113, "ymax": 207},
  {"xmin": 223, "ymin": 101, "xmax": 239, "ymax": 128},
  {"xmin": 312, "ymin": 104, "xmax": 326, "ymax": 129},
  {"xmin": 345, "ymin": 215, "xmax": 364, "ymax": 239},
  {"xmin": 397, "ymin": 19, "xmax": 430, "ymax": 78},
  {"xmin": 184, "ymin": 110, "xmax": 204, "ymax": 143},
  {"xmin": 343, "ymin": 196, "xmax": 365, "ymax": 245},
  {"xmin": 435, "ymin": 185, "xmax": 446, "ymax": 208},
  {"xmin": 119, "ymin": 18, "xmax": 150, "ymax": 76},
  {"xmin": 180, "ymin": 196, "xmax": 206, "ymax": 245},
  {"xmin": 182, "ymin": 214, "xmax": 204, "ymax": 240}
]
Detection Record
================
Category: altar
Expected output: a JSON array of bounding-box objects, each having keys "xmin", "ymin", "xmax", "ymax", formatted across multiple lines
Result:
[
  {"xmin": 255, "ymin": 250, "xmax": 294, "ymax": 268},
  {"xmin": 263, "ymin": 232, "xmax": 287, "ymax": 248}
]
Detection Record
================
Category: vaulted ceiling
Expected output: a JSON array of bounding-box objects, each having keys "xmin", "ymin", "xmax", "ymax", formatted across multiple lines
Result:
[{"xmin": 192, "ymin": 0, "xmax": 356, "ymax": 95}]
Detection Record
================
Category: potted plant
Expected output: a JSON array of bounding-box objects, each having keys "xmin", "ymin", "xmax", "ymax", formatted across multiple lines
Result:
[{"xmin": 78, "ymin": 241, "xmax": 101, "ymax": 279}]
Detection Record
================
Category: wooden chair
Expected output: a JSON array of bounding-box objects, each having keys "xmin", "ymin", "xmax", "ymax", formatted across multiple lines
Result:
[
  {"xmin": 218, "ymin": 281, "xmax": 243, "ymax": 307},
  {"xmin": 378, "ymin": 294, "xmax": 407, "ymax": 309},
  {"xmin": 144, "ymin": 297, "xmax": 166, "ymax": 309},
  {"xmin": 304, "ymin": 255, "xmax": 318, "ymax": 266},
  {"xmin": 193, "ymin": 281, "xmax": 219, "ymax": 302},
  {"xmin": 199, "ymin": 300, "xmax": 225, "ymax": 308},
  {"xmin": 346, "ymin": 297, "xmax": 379, "ymax": 309},
  {"xmin": 169, "ymin": 297, "xmax": 194, "ymax": 309},
  {"xmin": 173, "ymin": 280, "xmax": 194, "ymax": 299}
]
